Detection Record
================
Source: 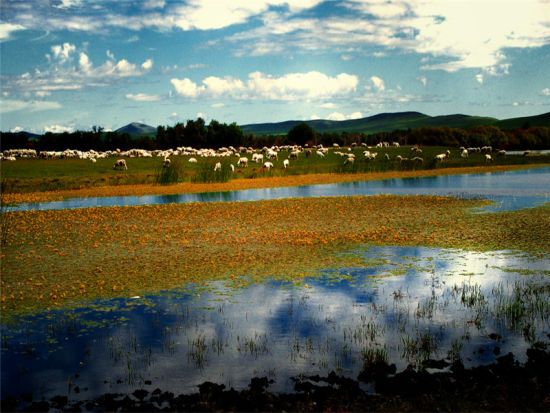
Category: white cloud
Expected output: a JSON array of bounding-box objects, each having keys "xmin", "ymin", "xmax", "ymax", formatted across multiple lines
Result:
[
  {"xmin": 246, "ymin": 71, "xmax": 358, "ymax": 100},
  {"xmin": 326, "ymin": 111, "xmax": 363, "ymax": 121},
  {"xmin": 106, "ymin": 50, "xmax": 115, "ymax": 60},
  {"xmin": 171, "ymin": 71, "xmax": 358, "ymax": 101},
  {"xmin": 202, "ymin": 76, "xmax": 246, "ymax": 96},
  {"xmin": 475, "ymin": 73, "xmax": 484, "ymax": 84},
  {"xmin": 141, "ymin": 59, "xmax": 153, "ymax": 71},
  {"xmin": 417, "ymin": 76, "xmax": 427, "ymax": 87},
  {"xmin": 0, "ymin": 23, "xmax": 26, "ymax": 41},
  {"xmin": 5, "ymin": 47, "xmax": 153, "ymax": 96},
  {"xmin": 320, "ymin": 102, "xmax": 337, "ymax": 109},
  {"xmin": 10, "ymin": 126, "xmax": 24, "ymax": 133},
  {"xmin": 51, "ymin": 43, "xmax": 76, "ymax": 62},
  {"xmin": 53, "ymin": 0, "xmax": 81, "ymax": 9},
  {"xmin": 541, "ymin": 88, "xmax": 550, "ymax": 96},
  {"xmin": 142, "ymin": 0, "xmax": 166, "ymax": 9},
  {"xmin": 170, "ymin": 78, "xmax": 203, "ymax": 97},
  {"xmin": 0, "ymin": 99, "xmax": 62, "ymax": 113},
  {"xmin": 225, "ymin": 0, "xmax": 549, "ymax": 73},
  {"xmin": 211, "ymin": 103, "xmax": 225, "ymax": 108},
  {"xmin": 79, "ymin": 52, "xmax": 92, "ymax": 72},
  {"xmin": 310, "ymin": 114, "xmax": 321, "ymax": 120},
  {"xmin": 126, "ymin": 93, "xmax": 161, "ymax": 102},
  {"xmin": 44, "ymin": 124, "xmax": 74, "ymax": 133},
  {"xmin": 169, "ymin": 112, "xmax": 179, "ymax": 120},
  {"xmin": 369, "ymin": 76, "xmax": 385, "ymax": 92}
]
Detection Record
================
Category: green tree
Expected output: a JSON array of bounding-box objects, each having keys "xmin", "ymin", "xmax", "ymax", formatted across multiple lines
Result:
[{"xmin": 287, "ymin": 122, "xmax": 315, "ymax": 145}]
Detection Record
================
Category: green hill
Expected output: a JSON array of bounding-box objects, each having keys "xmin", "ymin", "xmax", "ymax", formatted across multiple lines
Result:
[{"xmin": 240, "ymin": 112, "xmax": 549, "ymax": 135}]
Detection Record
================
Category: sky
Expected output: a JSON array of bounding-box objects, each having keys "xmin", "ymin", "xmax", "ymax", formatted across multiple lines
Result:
[{"xmin": 0, "ymin": 0, "xmax": 549, "ymax": 133}]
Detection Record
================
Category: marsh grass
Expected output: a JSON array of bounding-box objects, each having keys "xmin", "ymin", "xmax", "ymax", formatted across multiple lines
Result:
[
  {"xmin": 155, "ymin": 157, "xmax": 184, "ymax": 185},
  {"xmin": 192, "ymin": 161, "xmax": 232, "ymax": 183}
]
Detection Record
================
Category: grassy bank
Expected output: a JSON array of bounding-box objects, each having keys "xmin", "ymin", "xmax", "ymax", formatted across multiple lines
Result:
[
  {"xmin": 3, "ymin": 163, "xmax": 547, "ymax": 204},
  {"xmin": 1, "ymin": 195, "xmax": 549, "ymax": 319},
  {"xmin": 2, "ymin": 145, "xmax": 548, "ymax": 197}
]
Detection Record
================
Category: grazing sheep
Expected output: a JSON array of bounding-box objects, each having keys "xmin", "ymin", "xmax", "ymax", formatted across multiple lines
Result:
[
  {"xmin": 252, "ymin": 153, "xmax": 264, "ymax": 163},
  {"xmin": 163, "ymin": 158, "xmax": 171, "ymax": 167},
  {"xmin": 214, "ymin": 162, "xmax": 222, "ymax": 171},
  {"xmin": 384, "ymin": 153, "xmax": 390, "ymax": 160},
  {"xmin": 485, "ymin": 154, "xmax": 493, "ymax": 163},
  {"xmin": 263, "ymin": 161, "xmax": 274, "ymax": 170},
  {"xmin": 497, "ymin": 150, "xmax": 506, "ymax": 157},
  {"xmin": 237, "ymin": 157, "xmax": 248, "ymax": 167},
  {"xmin": 316, "ymin": 150, "xmax": 325, "ymax": 158},
  {"xmin": 288, "ymin": 150, "xmax": 300, "ymax": 159},
  {"xmin": 396, "ymin": 155, "xmax": 409, "ymax": 163},
  {"xmin": 283, "ymin": 159, "xmax": 290, "ymax": 168},
  {"xmin": 113, "ymin": 159, "xmax": 128, "ymax": 170},
  {"xmin": 435, "ymin": 153, "xmax": 447, "ymax": 162},
  {"xmin": 461, "ymin": 149, "xmax": 469, "ymax": 158},
  {"xmin": 344, "ymin": 157, "xmax": 354, "ymax": 165},
  {"xmin": 411, "ymin": 156, "xmax": 423, "ymax": 164},
  {"xmin": 230, "ymin": 164, "xmax": 235, "ymax": 172}
]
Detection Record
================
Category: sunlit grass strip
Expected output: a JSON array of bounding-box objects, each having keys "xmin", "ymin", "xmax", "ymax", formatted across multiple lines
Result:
[{"xmin": 1, "ymin": 194, "xmax": 549, "ymax": 319}]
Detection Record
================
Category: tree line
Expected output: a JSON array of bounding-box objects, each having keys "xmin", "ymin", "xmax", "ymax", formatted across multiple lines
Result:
[{"xmin": 1, "ymin": 119, "xmax": 548, "ymax": 151}]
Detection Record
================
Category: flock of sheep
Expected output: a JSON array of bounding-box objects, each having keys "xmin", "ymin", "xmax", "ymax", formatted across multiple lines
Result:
[{"xmin": 1, "ymin": 143, "xmax": 513, "ymax": 171}]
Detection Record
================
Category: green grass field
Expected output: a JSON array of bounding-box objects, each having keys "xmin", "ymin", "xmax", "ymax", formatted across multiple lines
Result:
[{"xmin": 1, "ymin": 145, "xmax": 548, "ymax": 193}]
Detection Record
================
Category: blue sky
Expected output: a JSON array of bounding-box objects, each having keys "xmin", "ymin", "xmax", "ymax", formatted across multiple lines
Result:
[{"xmin": 1, "ymin": 0, "xmax": 549, "ymax": 133}]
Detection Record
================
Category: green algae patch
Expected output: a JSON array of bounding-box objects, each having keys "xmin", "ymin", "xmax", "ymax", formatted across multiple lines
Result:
[{"xmin": 1, "ymin": 195, "xmax": 549, "ymax": 319}]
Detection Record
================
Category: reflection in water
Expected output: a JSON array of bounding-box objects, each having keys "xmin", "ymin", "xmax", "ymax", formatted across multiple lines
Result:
[
  {"xmin": 8, "ymin": 167, "xmax": 550, "ymax": 212},
  {"xmin": 2, "ymin": 246, "xmax": 549, "ymax": 402}
]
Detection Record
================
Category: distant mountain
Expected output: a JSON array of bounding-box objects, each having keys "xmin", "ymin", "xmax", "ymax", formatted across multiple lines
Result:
[
  {"xmin": 240, "ymin": 112, "xmax": 549, "ymax": 135},
  {"xmin": 115, "ymin": 122, "xmax": 156, "ymax": 136}
]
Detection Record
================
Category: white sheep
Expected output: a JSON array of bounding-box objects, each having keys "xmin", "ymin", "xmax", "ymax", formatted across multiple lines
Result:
[
  {"xmin": 237, "ymin": 157, "xmax": 248, "ymax": 167},
  {"xmin": 214, "ymin": 162, "xmax": 222, "ymax": 171},
  {"xmin": 316, "ymin": 150, "xmax": 325, "ymax": 158},
  {"xmin": 283, "ymin": 159, "xmax": 290, "ymax": 168},
  {"xmin": 263, "ymin": 161, "xmax": 274, "ymax": 170},
  {"xmin": 188, "ymin": 157, "xmax": 197, "ymax": 163},
  {"xmin": 461, "ymin": 149, "xmax": 468, "ymax": 158},
  {"xmin": 485, "ymin": 154, "xmax": 493, "ymax": 163},
  {"xmin": 113, "ymin": 159, "xmax": 128, "ymax": 170},
  {"xmin": 163, "ymin": 158, "xmax": 171, "ymax": 167},
  {"xmin": 230, "ymin": 164, "xmax": 235, "ymax": 172},
  {"xmin": 344, "ymin": 157, "xmax": 354, "ymax": 165},
  {"xmin": 435, "ymin": 153, "xmax": 447, "ymax": 162}
]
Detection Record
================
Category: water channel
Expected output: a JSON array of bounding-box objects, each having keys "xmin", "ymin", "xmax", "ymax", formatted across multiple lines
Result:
[{"xmin": 8, "ymin": 167, "xmax": 550, "ymax": 212}]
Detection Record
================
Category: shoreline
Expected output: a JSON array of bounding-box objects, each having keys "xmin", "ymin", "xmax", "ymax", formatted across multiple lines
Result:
[{"xmin": 3, "ymin": 164, "xmax": 547, "ymax": 205}]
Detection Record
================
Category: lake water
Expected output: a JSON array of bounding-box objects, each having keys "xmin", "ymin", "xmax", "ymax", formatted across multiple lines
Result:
[
  {"xmin": 7, "ymin": 167, "xmax": 550, "ymax": 212},
  {"xmin": 2, "ymin": 246, "xmax": 549, "ymax": 404}
]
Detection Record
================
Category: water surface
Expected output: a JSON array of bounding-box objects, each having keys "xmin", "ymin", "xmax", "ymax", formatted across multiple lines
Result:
[
  {"xmin": 8, "ymin": 167, "xmax": 550, "ymax": 212},
  {"xmin": 2, "ymin": 246, "xmax": 549, "ymax": 402}
]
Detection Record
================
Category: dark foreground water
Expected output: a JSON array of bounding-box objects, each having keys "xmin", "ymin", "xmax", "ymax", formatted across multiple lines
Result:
[
  {"xmin": 2, "ymin": 246, "xmax": 549, "ymax": 403},
  {"xmin": 8, "ymin": 167, "xmax": 550, "ymax": 212}
]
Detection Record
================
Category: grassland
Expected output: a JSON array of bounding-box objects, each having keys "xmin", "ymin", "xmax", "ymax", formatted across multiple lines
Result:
[{"xmin": 1, "ymin": 145, "xmax": 549, "ymax": 203}]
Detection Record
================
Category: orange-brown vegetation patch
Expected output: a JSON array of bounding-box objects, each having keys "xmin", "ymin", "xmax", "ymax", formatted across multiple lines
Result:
[{"xmin": 1, "ymin": 194, "xmax": 548, "ymax": 318}]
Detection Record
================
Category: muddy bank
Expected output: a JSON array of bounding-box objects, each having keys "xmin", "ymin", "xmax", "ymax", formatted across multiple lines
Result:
[{"xmin": 3, "ymin": 347, "xmax": 549, "ymax": 412}]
